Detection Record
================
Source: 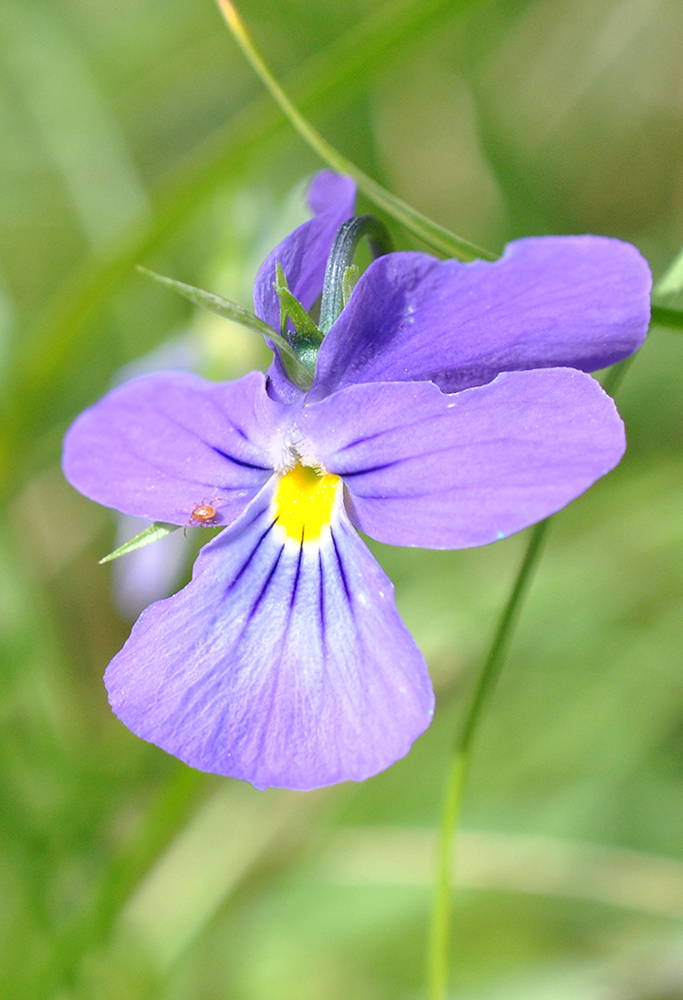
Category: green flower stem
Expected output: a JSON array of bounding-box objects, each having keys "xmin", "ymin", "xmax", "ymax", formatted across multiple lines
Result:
[
  {"xmin": 140, "ymin": 265, "xmax": 314, "ymax": 389},
  {"xmin": 427, "ymin": 517, "xmax": 550, "ymax": 1000},
  {"xmin": 427, "ymin": 752, "xmax": 466, "ymax": 1000},
  {"xmin": 214, "ymin": 0, "xmax": 494, "ymax": 263},
  {"xmin": 319, "ymin": 215, "xmax": 393, "ymax": 333}
]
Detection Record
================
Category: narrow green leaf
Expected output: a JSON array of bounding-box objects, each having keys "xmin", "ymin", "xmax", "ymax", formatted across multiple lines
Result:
[
  {"xmin": 215, "ymin": 0, "xmax": 496, "ymax": 263},
  {"xmin": 137, "ymin": 266, "xmax": 313, "ymax": 388},
  {"xmin": 137, "ymin": 266, "xmax": 275, "ymax": 337},
  {"xmin": 99, "ymin": 522, "xmax": 180, "ymax": 565}
]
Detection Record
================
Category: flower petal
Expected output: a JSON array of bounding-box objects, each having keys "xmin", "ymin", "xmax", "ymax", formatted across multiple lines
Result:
[
  {"xmin": 104, "ymin": 480, "xmax": 434, "ymax": 790},
  {"xmin": 309, "ymin": 236, "xmax": 651, "ymax": 399},
  {"xmin": 298, "ymin": 370, "xmax": 625, "ymax": 548},
  {"xmin": 62, "ymin": 370, "xmax": 288, "ymax": 526}
]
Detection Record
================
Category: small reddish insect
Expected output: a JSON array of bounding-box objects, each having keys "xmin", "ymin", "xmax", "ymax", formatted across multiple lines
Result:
[{"xmin": 183, "ymin": 498, "xmax": 227, "ymax": 535}]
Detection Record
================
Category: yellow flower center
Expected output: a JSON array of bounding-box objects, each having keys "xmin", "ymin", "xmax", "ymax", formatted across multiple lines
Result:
[{"xmin": 274, "ymin": 463, "xmax": 340, "ymax": 543}]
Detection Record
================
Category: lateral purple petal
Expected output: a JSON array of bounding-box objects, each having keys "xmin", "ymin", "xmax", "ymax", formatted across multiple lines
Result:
[
  {"xmin": 104, "ymin": 481, "xmax": 434, "ymax": 790},
  {"xmin": 298, "ymin": 370, "xmax": 625, "ymax": 549},
  {"xmin": 62, "ymin": 371, "xmax": 287, "ymax": 526},
  {"xmin": 310, "ymin": 236, "xmax": 651, "ymax": 399}
]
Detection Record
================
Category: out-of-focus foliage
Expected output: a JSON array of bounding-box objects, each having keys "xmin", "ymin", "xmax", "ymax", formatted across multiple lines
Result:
[{"xmin": 1, "ymin": 0, "xmax": 683, "ymax": 997}]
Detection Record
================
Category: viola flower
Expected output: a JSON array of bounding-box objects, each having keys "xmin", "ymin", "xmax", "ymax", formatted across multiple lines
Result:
[{"xmin": 62, "ymin": 171, "xmax": 651, "ymax": 791}]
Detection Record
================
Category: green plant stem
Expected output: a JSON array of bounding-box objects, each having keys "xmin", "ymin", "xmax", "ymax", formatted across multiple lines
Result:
[
  {"xmin": 427, "ymin": 752, "xmax": 466, "ymax": 1000},
  {"xmin": 427, "ymin": 518, "xmax": 550, "ymax": 1000},
  {"xmin": 319, "ymin": 214, "xmax": 393, "ymax": 333},
  {"xmin": 214, "ymin": 0, "xmax": 494, "ymax": 263}
]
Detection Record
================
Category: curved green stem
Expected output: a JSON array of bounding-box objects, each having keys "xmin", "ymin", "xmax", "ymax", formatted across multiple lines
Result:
[
  {"xmin": 214, "ymin": 0, "xmax": 495, "ymax": 263},
  {"xmin": 427, "ymin": 752, "xmax": 466, "ymax": 1000},
  {"xmin": 426, "ymin": 518, "xmax": 550, "ymax": 999},
  {"xmin": 319, "ymin": 215, "xmax": 393, "ymax": 333}
]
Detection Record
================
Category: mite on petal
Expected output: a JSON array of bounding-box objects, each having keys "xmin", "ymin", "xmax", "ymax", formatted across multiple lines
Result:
[{"xmin": 62, "ymin": 170, "xmax": 652, "ymax": 790}]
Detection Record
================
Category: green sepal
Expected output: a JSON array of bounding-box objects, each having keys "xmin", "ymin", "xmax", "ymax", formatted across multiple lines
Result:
[
  {"xmin": 274, "ymin": 263, "xmax": 323, "ymax": 379},
  {"xmin": 274, "ymin": 263, "xmax": 323, "ymax": 343},
  {"xmin": 99, "ymin": 521, "xmax": 180, "ymax": 564}
]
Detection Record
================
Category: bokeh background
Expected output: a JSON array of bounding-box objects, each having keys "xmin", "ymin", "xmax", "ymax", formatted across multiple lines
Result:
[{"xmin": 1, "ymin": 0, "xmax": 683, "ymax": 997}]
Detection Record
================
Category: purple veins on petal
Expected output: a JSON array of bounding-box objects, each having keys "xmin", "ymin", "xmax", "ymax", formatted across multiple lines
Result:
[
  {"xmin": 62, "ymin": 370, "xmax": 288, "ymax": 527},
  {"xmin": 104, "ymin": 480, "xmax": 434, "ymax": 791}
]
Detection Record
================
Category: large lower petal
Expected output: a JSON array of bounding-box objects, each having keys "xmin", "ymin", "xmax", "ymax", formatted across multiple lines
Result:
[
  {"xmin": 104, "ymin": 480, "xmax": 434, "ymax": 790},
  {"xmin": 298, "ymin": 370, "xmax": 625, "ymax": 548},
  {"xmin": 309, "ymin": 236, "xmax": 651, "ymax": 399},
  {"xmin": 62, "ymin": 371, "xmax": 288, "ymax": 526}
]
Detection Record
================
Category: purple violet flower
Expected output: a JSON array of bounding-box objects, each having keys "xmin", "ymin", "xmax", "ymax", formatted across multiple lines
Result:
[{"xmin": 62, "ymin": 170, "xmax": 651, "ymax": 791}]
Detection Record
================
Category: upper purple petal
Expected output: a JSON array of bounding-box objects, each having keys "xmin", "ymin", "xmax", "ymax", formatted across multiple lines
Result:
[
  {"xmin": 62, "ymin": 370, "xmax": 289, "ymax": 526},
  {"xmin": 297, "ymin": 370, "xmax": 626, "ymax": 549},
  {"xmin": 309, "ymin": 236, "xmax": 651, "ymax": 400},
  {"xmin": 306, "ymin": 170, "xmax": 357, "ymax": 217},
  {"xmin": 104, "ymin": 479, "xmax": 434, "ymax": 790}
]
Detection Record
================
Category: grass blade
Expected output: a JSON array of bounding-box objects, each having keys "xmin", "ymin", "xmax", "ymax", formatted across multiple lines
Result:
[{"xmin": 99, "ymin": 522, "xmax": 179, "ymax": 565}]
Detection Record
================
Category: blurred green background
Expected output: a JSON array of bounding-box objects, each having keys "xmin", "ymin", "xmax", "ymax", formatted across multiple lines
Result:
[{"xmin": 1, "ymin": 0, "xmax": 683, "ymax": 997}]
